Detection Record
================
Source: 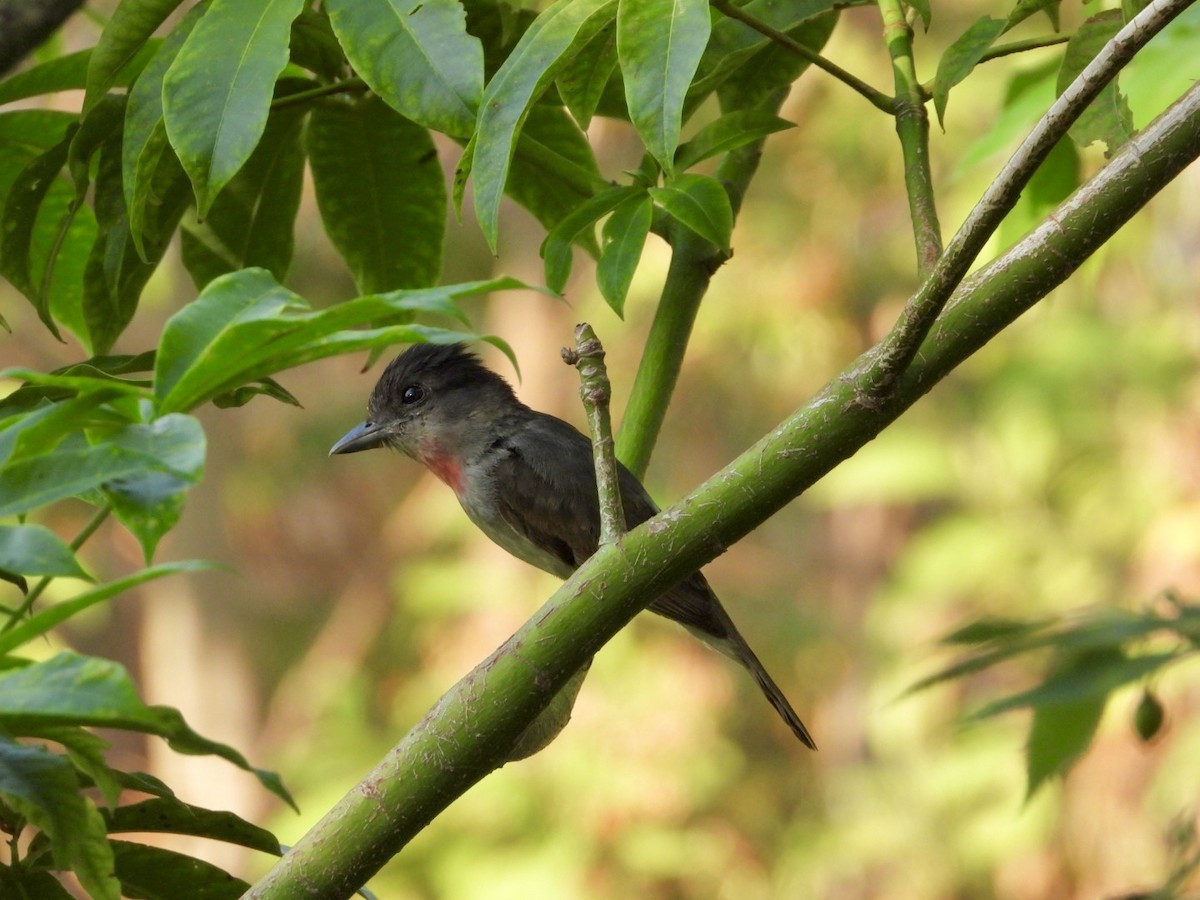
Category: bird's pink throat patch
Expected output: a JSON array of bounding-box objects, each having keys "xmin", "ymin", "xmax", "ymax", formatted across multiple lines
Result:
[{"xmin": 421, "ymin": 447, "xmax": 464, "ymax": 495}]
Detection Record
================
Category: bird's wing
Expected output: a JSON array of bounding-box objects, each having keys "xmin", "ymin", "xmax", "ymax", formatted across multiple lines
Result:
[
  {"xmin": 490, "ymin": 413, "xmax": 604, "ymax": 576},
  {"xmin": 490, "ymin": 413, "xmax": 730, "ymax": 638}
]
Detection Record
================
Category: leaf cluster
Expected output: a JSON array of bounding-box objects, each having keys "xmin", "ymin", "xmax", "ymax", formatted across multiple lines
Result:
[{"xmin": 914, "ymin": 594, "xmax": 1200, "ymax": 797}]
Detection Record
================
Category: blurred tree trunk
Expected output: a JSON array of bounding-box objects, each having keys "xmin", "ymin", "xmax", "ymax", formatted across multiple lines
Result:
[{"xmin": 0, "ymin": 0, "xmax": 85, "ymax": 75}]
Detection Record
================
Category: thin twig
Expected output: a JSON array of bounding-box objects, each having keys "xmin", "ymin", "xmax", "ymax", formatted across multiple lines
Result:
[
  {"xmin": 270, "ymin": 77, "xmax": 368, "ymax": 111},
  {"xmin": 562, "ymin": 324, "xmax": 625, "ymax": 545},
  {"xmin": 979, "ymin": 33, "xmax": 1072, "ymax": 65},
  {"xmin": 861, "ymin": 0, "xmax": 1194, "ymax": 404},
  {"xmin": 878, "ymin": 0, "xmax": 942, "ymax": 276},
  {"xmin": 710, "ymin": 0, "xmax": 895, "ymax": 113},
  {"xmin": 919, "ymin": 34, "xmax": 1073, "ymax": 98}
]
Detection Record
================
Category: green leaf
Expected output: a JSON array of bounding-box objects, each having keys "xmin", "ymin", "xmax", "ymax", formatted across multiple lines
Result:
[
  {"xmin": 0, "ymin": 128, "xmax": 73, "ymax": 339},
  {"xmin": 289, "ymin": 7, "xmax": 346, "ymax": 81},
  {"xmin": 973, "ymin": 649, "xmax": 1178, "ymax": 720},
  {"xmin": 1057, "ymin": 10, "xmax": 1134, "ymax": 155},
  {"xmin": 470, "ymin": 0, "xmax": 617, "ymax": 251},
  {"xmin": 162, "ymin": 0, "xmax": 307, "ymax": 215},
  {"xmin": 153, "ymin": 269, "xmax": 307, "ymax": 411},
  {"xmin": 910, "ymin": 609, "xmax": 1179, "ymax": 697},
  {"xmin": 506, "ymin": 104, "xmax": 604, "ymax": 242},
  {"xmin": 674, "ymin": 110, "xmax": 793, "ymax": 171},
  {"xmin": 0, "ymin": 364, "xmax": 149, "ymax": 418},
  {"xmin": 0, "ymin": 525, "xmax": 91, "ymax": 581},
  {"xmin": 0, "ymin": 738, "xmax": 119, "ymax": 899},
  {"xmin": 0, "ymin": 46, "xmax": 150, "ymax": 106},
  {"xmin": 325, "ymin": 0, "xmax": 483, "ymax": 137},
  {"xmin": 556, "ymin": 21, "xmax": 618, "ymax": 129},
  {"xmin": 0, "ymin": 117, "xmax": 82, "ymax": 311},
  {"xmin": 0, "ymin": 110, "xmax": 76, "ymax": 185},
  {"xmin": 83, "ymin": 133, "xmax": 192, "ymax": 355},
  {"xmin": 153, "ymin": 268, "xmax": 527, "ymax": 413},
  {"xmin": 617, "ymin": 0, "xmax": 710, "ymax": 176},
  {"xmin": 540, "ymin": 185, "xmax": 638, "ymax": 292},
  {"xmin": 212, "ymin": 376, "xmax": 300, "ymax": 409},
  {"xmin": 649, "ymin": 172, "xmax": 732, "ymax": 252},
  {"xmin": 122, "ymin": 2, "xmax": 203, "ymax": 260},
  {"xmin": 1025, "ymin": 689, "xmax": 1105, "ymax": 798},
  {"xmin": 106, "ymin": 798, "xmax": 281, "ymax": 854},
  {"xmin": 307, "ymin": 95, "xmax": 444, "ymax": 293},
  {"xmin": 21, "ymin": 724, "xmax": 121, "ymax": 808},
  {"xmin": 596, "ymin": 193, "xmax": 652, "ymax": 316},
  {"xmin": 932, "ymin": 15, "xmax": 1009, "ymax": 127},
  {"xmin": 0, "ymin": 392, "xmax": 131, "ymax": 468},
  {"xmin": 906, "ymin": 0, "xmax": 931, "ymax": 31},
  {"xmin": 0, "ymin": 651, "xmax": 294, "ymax": 809},
  {"xmin": 939, "ymin": 615, "xmax": 1054, "ymax": 645},
  {"xmin": 715, "ymin": 11, "xmax": 837, "ymax": 113},
  {"xmin": 0, "ymin": 437, "xmax": 196, "ymax": 520},
  {"xmin": 180, "ymin": 96, "xmax": 306, "ymax": 289},
  {"xmin": 101, "ymin": 415, "xmax": 206, "ymax": 561},
  {"xmin": 0, "ymin": 866, "xmax": 76, "ymax": 898},
  {"xmin": 111, "ymin": 841, "xmax": 249, "ymax": 899},
  {"xmin": 85, "ymin": 0, "xmax": 186, "ymax": 111},
  {"xmin": 67, "ymin": 96, "xmax": 128, "ymax": 209},
  {"xmin": 1012, "ymin": 644, "xmax": 1168, "ymax": 797},
  {"xmin": 0, "ymin": 52, "xmax": 86, "ymax": 104},
  {"xmin": 1010, "ymin": 0, "xmax": 1060, "ymax": 31}
]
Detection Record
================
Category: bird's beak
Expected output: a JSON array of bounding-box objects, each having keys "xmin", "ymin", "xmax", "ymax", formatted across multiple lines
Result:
[{"xmin": 329, "ymin": 420, "xmax": 391, "ymax": 455}]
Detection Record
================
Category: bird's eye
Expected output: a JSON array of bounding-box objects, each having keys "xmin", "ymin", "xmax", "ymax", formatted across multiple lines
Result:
[{"xmin": 401, "ymin": 385, "xmax": 425, "ymax": 405}]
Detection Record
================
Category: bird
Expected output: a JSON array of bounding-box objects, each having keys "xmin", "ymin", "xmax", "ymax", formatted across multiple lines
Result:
[{"xmin": 330, "ymin": 342, "xmax": 815, "ymax": 748}]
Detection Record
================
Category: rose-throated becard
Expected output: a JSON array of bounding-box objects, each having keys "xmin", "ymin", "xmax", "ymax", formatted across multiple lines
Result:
[{"xmin": 330, "ymin": 342, "xmax": 816, "ymax": 749}]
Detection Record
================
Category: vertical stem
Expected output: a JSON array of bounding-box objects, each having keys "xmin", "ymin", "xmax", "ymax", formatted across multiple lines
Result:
[
  {"xmin": 878, "ymin": 0, "xmax": 942, "ymax": 276},
  {"xmin": 616, "ymin": 226, "xmax": 719, "ymax": 479},
  {"xmin": 616, "ymin": 96, "xmax": 781, "ymax": 479}
]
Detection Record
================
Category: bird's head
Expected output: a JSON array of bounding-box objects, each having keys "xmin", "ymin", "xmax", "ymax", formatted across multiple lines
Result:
[{"xmin": 329, "ymin": 343, "xmax": 518, "ymax": 473}]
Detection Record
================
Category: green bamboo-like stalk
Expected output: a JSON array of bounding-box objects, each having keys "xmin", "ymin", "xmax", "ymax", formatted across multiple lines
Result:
[{"xmin": 246, "ymin": 80, "xmax": 1200, "ymax": 900}]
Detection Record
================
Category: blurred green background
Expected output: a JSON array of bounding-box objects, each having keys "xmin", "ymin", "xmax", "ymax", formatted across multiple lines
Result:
[{"xmin": 4, "ymin": 2, "xmax": 1200, "ymax": 897}]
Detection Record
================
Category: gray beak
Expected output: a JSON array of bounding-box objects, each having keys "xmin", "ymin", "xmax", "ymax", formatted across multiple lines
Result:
[{"xmin": 329, "ymin": 420, "xmax": 391, "ymax": 455}]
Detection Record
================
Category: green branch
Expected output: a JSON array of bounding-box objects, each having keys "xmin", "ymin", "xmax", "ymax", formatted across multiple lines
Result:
[
  {"xmin": 245, "ymin": 78, "xmax": 1200, "ymax": 900},
  {"xmin": 878, "ymin": 0, "xmax": 942, "ymax": 276},
  {"xmin": 710, "ymin": 0, "xmax": 894, "ymax": 113},
  {"xmin": 863, "ymin": 0, "xmax": 1193, "ymax": 402}
]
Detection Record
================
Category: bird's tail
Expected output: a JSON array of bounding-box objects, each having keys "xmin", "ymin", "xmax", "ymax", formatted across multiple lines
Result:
[
  {"xmin": 683, "ymin": 614, "xmax": 817, "ymax": 750},
  {"xmin": 738, "ymin": 642, "xmax": 817, "ymax": 749},
  {"xmin": 651, "ymin": 577, "xmax": 816, "ymax": 748}
]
